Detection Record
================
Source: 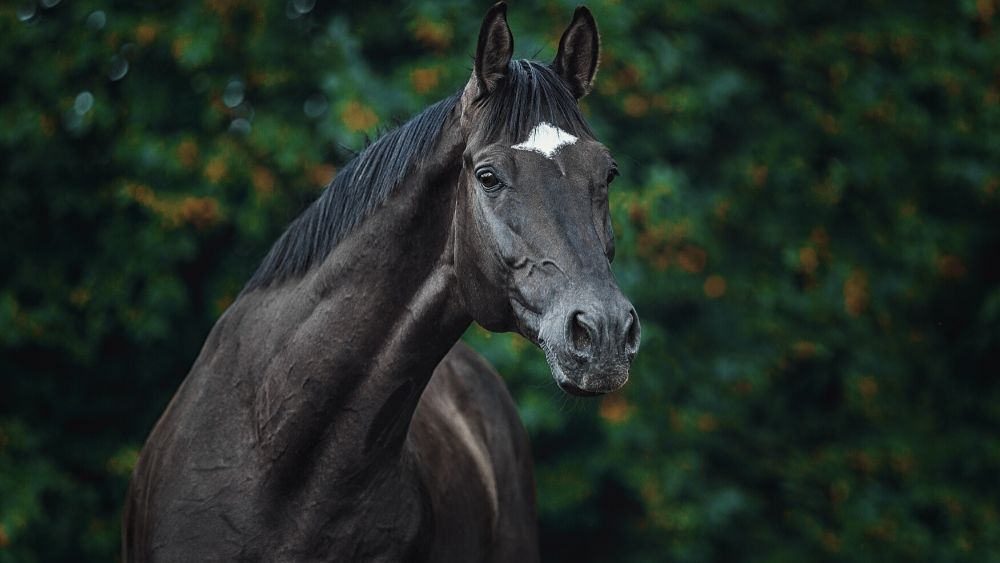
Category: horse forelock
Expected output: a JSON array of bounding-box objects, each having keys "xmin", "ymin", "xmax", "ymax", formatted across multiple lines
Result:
[{"xmin": 477, "ymin": 59, "xmax": 594, "ymax": 144}]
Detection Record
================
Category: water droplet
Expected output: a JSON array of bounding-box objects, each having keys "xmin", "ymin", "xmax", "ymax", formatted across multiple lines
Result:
[
  {"xmin": 86, "ymin": 10, "xmax": 106, "ymax": 30},
  {"xmin": 223, "ymin": 79, "xmax": 244, "ymax": 108},
  {"xmin": 285, "ymin": 0, "xmax": 301, "ymax": 19},
  {"xmin": 303, "ymin": 94, "xmax": 327, "ymax": 119},
  {"xmin": 40, "ymin": 0, "xmax": 60, "ymax": 8},
  {"xmin": 229, "ymin": 118, "xmax": 252, "ymax": 135},
  {"xmin": 108, "ymin": 55, "xmax": 129, "ymax": 81},
  {"xmin": 74, "ymin": 91, "xmax": 94, "ymax": 115},
  {"xmin": 292, "ymin": 0, "xmax": 315, "ymax": 15},
  {"xmin": 17, "ymin": 2, "xmax": 36, "ymax": 22}
]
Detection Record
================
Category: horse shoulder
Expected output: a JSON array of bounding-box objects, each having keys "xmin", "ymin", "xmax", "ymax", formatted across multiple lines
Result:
[{"xmin": 407, "ymin": 341, "xmax": 539, "ymax": 562}]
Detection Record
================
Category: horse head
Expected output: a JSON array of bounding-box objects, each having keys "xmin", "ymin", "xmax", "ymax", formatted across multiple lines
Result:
[{"xmin": 453, "ymin": 3, "xmax": 640, "ymax": 396}]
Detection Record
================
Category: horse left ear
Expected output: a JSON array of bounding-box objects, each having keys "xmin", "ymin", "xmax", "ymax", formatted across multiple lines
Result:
[{"xmin": 552, "ymin": 6, "xmax": 600, "ymax": 99}]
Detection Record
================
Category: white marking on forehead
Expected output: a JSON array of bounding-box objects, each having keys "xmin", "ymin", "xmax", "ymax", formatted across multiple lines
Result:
[{"xmin": 511, "ymin": 122, "xmax": 578, "ymax": 159}]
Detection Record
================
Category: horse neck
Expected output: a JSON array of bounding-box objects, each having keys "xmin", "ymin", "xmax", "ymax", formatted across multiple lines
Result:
[{"xmin": 231, "ymin": 118, "xmax": 470, "ymax": 491}]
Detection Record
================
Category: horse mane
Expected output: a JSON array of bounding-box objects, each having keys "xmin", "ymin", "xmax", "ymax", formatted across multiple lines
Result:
[{"xmin": 244, "ymin": 59, "xmax": 592, "ymax": 291}]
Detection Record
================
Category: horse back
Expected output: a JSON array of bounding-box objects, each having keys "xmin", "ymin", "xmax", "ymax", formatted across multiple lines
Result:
[{"xmin": 408, "ymin": 342, "xmax": 540, "ymax": 563}]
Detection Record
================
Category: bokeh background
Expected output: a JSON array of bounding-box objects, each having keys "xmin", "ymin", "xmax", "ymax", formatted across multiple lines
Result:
[{"xmin": 2, "ymin": 0, "xmax": 1000, "ymax": 561}]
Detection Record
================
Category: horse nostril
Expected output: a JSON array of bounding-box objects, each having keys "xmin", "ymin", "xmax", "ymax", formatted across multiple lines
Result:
[
  {"xmin": 623, "ymin": 308, "xmax": 640, "ymax": 359},
  {"xmin": 569, "ymin": 312, "xmax": 594, "ymax": 359}
]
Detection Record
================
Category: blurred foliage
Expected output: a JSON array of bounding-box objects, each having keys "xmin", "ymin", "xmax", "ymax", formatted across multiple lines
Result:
[{"xmin": 2, "ymin": 0, "xmax": 1000, "ymax": 561}]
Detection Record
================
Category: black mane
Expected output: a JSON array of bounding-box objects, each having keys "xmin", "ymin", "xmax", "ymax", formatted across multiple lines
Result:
[
  {"xmin": 245, "ymin": 59, "xmax": 591, "ymax": 291},
  {"xmin": 243, "ymin": 93, "xmax": 459, "ymax": 291}
]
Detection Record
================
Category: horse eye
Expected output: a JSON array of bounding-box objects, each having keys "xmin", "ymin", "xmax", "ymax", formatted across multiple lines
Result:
[
  {"xmin": 476, "ymin": 169, "xmax": 501, "ymax": 190},
  {"xmin": 606, "ymin": 168, "xmax": 619, "ymax": 186}
]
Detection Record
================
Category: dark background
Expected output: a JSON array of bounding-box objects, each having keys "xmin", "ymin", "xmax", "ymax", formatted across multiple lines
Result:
[{"xmin": 2, "ymin": 0, "xmax": 999, "ymax": 561}]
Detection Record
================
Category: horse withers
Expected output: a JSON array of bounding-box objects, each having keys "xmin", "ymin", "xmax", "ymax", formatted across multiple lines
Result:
[{"xmin": 124, "ymin": 3, "xmax": 639, "ymax": 561}]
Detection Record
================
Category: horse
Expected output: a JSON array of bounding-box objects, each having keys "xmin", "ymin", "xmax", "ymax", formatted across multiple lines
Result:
[{"xmin": 123, "ymin": 3, "xmax": 639, "ymax": 561}]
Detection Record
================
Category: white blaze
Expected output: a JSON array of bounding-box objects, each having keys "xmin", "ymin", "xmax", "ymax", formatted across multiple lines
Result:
[{"xmin": 511, "ymin": 122, "xmax": 578, "ymax": 159}]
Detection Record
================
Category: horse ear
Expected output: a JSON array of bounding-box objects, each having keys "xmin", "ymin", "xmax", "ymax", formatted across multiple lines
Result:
[
  {"xmin": 474, "ymin": 2, "xmax": 514, "ymax": 96},
  {"xmin": 552, "ymin": 6, "xmax": 600, "ymax": 99}
]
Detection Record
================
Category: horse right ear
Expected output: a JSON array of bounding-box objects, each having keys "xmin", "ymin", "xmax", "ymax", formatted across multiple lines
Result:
[{"xmin": 474, "ymin": 2, "xmax": 514, "ymax": 96}]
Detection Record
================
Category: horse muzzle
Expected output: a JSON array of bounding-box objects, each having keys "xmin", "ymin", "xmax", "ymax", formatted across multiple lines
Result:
[{"xmin": 536, "ymin": 290, "xmax": 640, "ymax": 396}]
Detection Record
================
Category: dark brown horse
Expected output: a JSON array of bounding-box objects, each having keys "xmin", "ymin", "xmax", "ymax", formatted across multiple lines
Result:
[{"xmin": 123, "ymin": 3, "xmax": 639, "ymax": 561}]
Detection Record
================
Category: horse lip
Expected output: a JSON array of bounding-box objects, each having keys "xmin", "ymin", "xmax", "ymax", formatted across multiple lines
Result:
[
  {"xmin": 542, "ymin": 335, "xmax": 631, "ymax": 396},
  {"xmin": 555, "ymin": 378, "xmax": 605, "ymax": 397}
]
